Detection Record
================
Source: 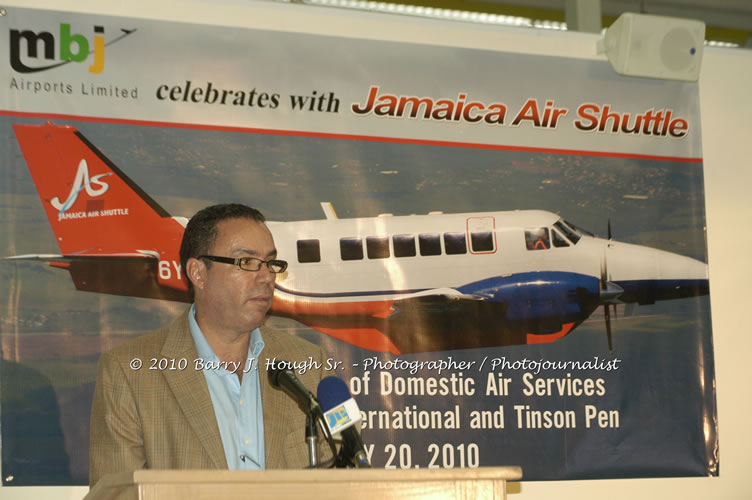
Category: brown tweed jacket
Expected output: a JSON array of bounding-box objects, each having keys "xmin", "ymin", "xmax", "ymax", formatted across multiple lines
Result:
[{"xmin": 89, "ymin": 309, "xmax": 327, "ymax": 487}]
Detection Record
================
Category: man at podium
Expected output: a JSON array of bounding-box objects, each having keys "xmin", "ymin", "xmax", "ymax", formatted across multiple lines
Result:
[{"xmin": 88, "ymin": 204, "xmax": 328, "ymax": 487}]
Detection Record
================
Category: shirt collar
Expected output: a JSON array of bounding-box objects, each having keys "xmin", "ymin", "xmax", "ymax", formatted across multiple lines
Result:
[{"xmin": 188, "ymin": 304, "xmax": 265, "ymax": 371}]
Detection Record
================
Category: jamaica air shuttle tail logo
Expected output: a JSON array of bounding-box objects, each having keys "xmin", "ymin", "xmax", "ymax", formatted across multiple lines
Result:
[
  {"xmin": 51, "ymin": 159, "xmax": 112, "ymax": 216},
  {"xmin": 9, "ymin": 23, "xmax": 136, "ymax": 74}
]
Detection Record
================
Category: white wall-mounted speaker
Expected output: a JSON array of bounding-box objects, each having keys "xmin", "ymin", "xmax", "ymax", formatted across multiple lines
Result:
[{"xmin": 598, "ymin": 13, "xmax": 705, "ymax": 82}]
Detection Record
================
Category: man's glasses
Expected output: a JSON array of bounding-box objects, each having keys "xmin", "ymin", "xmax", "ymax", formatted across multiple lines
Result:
[{"xmin": 199, "ymin": 255, "xmax": 288, "ymax": 273}]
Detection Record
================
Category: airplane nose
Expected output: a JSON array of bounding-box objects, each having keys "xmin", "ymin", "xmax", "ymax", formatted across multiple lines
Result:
[
  {"xmin": 654, "ymin": 247, "xmax": 708, "ymax": 280},
  {"xmin": 606, "ymin": 241, "xmax": 709, "ymax": 304},
  {"xmin": 652, "ymin": 248, "xmax": 709, "ymax": 300}
]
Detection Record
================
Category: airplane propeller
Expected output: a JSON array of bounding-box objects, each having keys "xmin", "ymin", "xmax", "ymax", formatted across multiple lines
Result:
[{"xmin": 599, "ymin": 218, "xmax": 623, "ymax": 351}]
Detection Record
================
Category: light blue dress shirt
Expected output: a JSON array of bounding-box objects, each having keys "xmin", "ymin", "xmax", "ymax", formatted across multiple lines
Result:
[{"xmin": 188, "ymin": 304, "xmax": 266, "ymax": 469}]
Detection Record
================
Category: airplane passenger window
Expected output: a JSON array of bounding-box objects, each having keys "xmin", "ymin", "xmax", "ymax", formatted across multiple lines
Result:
[
  {"xmin": 444, "ymin": 232, "xmax": 467, "ymax": 255},
  {"xmin": 418, "ymin": 234, "xmax": 442, "ymax": 256},
  {"xmin": 525, "ymin": 228, "xmax": 550, "ymax": 250},
  {"xmin": 471, "ymin": 231, "xmax": 494, "ymax": 252},
  {"xmin": 393, "ymin": 234, "xmax": 416, "ymax": 257},
  {"xmin": 366, "ymin": 236, "xmax": 390, "ymax": 259},
  {"xmin": 552, "ymin": 229, "xmax": 570, "ymax": 248},
  {"xmin": 297, "ymin": 239, "xmax": 321, "ymax": 263},
  {"xmin": 340, "ymin": 237, "xmax": 364, "ymax": 261}
]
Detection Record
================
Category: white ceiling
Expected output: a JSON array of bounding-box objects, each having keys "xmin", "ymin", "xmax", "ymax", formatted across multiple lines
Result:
[
  {"xmin": 481, "ymin": 0, "xmax": 752, "ymax": 33},
  {"xmin": 300, "ymin": 0, "xmax": 751, "ymax": 46}
]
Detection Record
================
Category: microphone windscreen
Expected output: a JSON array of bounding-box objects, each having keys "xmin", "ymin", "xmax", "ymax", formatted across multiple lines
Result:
[
  {"xmin": 267, "ymin": 366, "xmax": 285, "ymax": 387},
  {"xmin": 317, "ymin": 376, "xmax": 351, "ymax": 412}
]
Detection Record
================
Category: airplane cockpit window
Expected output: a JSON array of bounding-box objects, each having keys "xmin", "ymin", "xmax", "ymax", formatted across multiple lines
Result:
[
  {"xmin": 297, "ymin": 239, "xmax": 321, "ymax": 263},
  {"xmin": 554, "ymin": 220, "xmax": 581, "ymax": 244},
  {"xmin": 551, "ymin": 229, "xmax": 570, "ymax": 248},
  {"xmin": 419, "ymin": 233, "xmax": 442, "ymax": 256},
  {"xmin": 340, "ymin": 237, "xmax": 364, "ymax": 261},
  {"xmin": 470, "ymin": 231, "xmax": 494, "ymax": 252},
  {"xmin": 393, "ymin": 234, "xmax": 417, "ymax": 257},
  {"xmin": 525, "ymin": 228, "xmax": 550, "ymax": 250},
  {"xmin": 366, "ymin": 236, "xmax": 390, "ymax": 259},
  {"xmin": 444, "ymin": 232, "xmax": 467, "ymax": 255}
]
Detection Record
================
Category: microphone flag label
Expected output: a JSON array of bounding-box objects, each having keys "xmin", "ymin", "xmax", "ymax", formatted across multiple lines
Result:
[{"xmin": 324, "ymin": 398, "xmax": 361, "ymax": 437}]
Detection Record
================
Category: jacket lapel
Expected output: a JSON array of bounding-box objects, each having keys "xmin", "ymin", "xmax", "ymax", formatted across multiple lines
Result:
[
  {"xmin": 161, "ymin": 309, "xmax": 228, "ymax": 469},
  {"xmin": 260, "ymin": 325, "xmax": 286, "ymax": 468}
]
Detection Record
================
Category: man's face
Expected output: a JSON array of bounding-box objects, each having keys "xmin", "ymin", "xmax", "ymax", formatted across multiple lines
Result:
[{"xmin": 194, "ymin": 218, "xmax": 278, "ymax": 334}]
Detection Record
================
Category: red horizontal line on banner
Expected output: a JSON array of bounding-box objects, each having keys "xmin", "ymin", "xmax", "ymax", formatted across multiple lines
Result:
[{"xmin": 1, "ymin": 109, "xmax": 704, "ymax": 164}]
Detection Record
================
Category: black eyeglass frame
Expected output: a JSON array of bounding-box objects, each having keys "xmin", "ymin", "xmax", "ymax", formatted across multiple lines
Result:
[{"xmin": 198, "ymin": 255, "xmax": 288, "ymax": 273}]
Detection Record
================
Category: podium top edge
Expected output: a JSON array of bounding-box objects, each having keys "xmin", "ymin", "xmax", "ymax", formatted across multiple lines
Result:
[{"xmin": 116, "ymin": 466, "xmax": 523, "ymax": 484}]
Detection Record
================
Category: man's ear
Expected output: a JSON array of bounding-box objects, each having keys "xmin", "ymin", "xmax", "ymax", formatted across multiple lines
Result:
[{"xmin": 186, "ymin": 257, "xmax": 207, "ymax": 291}]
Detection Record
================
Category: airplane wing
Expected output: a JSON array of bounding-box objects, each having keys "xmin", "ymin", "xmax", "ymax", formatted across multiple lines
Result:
[{"xmin": 272, "ymin": 286, "xmax": 494, "ymax": 354}]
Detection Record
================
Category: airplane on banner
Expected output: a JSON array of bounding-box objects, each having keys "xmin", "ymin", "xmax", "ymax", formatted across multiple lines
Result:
[{"xmin": 7, "ymin": 122, "xmax": 709, "ymax": 354}]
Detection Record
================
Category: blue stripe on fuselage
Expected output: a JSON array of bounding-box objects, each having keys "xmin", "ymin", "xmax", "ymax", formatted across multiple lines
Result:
[{"xmin": 275, "ymin": 284, "xmax": 430, "ymax": 298}]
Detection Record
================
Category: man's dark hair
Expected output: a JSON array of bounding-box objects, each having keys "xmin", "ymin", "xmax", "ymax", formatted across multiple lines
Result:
[{"xmin": 179, "ymin": 203, "xmax": 266, "ymax": 290}]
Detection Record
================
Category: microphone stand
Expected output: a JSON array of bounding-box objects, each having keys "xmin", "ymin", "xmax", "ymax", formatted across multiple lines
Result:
[
  {"xmin": 305, "ymin": 409, "xmax": 339, "ymax": 469},
  {"xmin": 306, "ymin": 413, "xmax": 319, "ymax": 467},
  {"xmin": 267, "ymin": 366, "xmax": 337, "ymax": 468}
]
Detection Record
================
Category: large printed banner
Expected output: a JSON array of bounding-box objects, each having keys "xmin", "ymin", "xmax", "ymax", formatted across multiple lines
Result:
[{"xmin": 0, "ymin": 7, "xmax": 716, "ymax": 486}]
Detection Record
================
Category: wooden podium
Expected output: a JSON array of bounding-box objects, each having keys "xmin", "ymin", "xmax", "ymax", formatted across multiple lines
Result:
[{"xmin": 85, "ymin": 467, "xmax": 522, "ymax": 500}]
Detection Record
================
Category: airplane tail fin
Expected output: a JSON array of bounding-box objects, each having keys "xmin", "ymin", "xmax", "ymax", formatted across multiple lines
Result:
[{"xmin": 13, "ymin": 122, "xmax": 185, "ymax": 257}]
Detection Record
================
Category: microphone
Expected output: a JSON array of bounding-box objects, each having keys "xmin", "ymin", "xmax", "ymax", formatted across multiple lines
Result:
[
  {"xmin": 268, "ymin": 365, "xmax": 321, "ymax": 416},
  {"xmin": 317, "ymin": 376, "xmax": 371, "ymax": 468}
]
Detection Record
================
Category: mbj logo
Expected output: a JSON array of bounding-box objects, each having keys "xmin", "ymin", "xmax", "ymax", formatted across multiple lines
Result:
[
  {"xmin": 10, "ymin": 23, "xmax": 135, "ymax": 74},
  {"xmin": 51, "ymin": 159, "xmax": 112, "ymax": 215}
]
